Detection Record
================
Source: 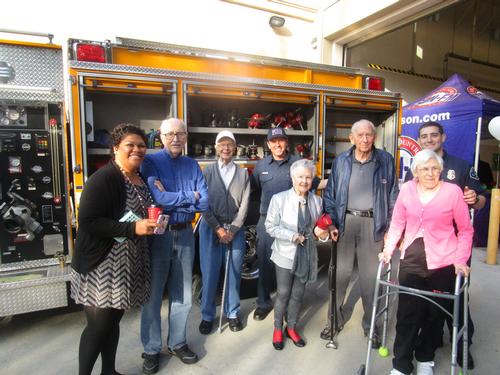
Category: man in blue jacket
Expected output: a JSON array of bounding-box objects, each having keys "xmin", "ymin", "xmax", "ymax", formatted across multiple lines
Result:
[
  {"xmin": 322, "ymin": 119, "xmax": 398, "ymax": 348},
  {"xmin": 140, "ymin": 118, "xmax": 208, "ymax": 374}
]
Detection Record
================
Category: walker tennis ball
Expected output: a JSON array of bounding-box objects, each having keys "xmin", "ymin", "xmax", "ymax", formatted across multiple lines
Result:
[{"xmin": 378, "ymin": 346, "xmax": 389, "ymax": 357}]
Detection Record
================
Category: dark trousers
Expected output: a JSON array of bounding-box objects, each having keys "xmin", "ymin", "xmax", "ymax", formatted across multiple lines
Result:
[
  {"xmin": 274, "ymin": 265, "xmax": 306, "ymax": 329},
  {"xmin": 393, "ymin": 265, "xmax": 455, "ymax": 375},
  {"xmin": 256, "ymin": 215, "xmax": 276, "ymax": 309},
  {"xmin": 335, "ymin": 214, "xmax": 382, "ymax": 333},
  {"xmin": 442, "ymin": 256, "xmax": 474, "ymax": 350}
]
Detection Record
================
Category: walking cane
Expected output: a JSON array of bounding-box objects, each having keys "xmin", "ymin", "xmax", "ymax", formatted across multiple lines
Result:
[
  {"xmin": 218, "ymin": 226, "xmax": 232, "ymax": 334},
  {"xmin": 326, "ymin": 239, "xmax": 339, "ymax": 349}
]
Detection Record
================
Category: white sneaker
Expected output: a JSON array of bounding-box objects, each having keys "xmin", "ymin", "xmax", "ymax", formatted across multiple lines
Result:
[
  {"xmin": 389, "ymin": 369, "xmax": 409, "ymax": 375},
  {"xmin": 416, "ymin": 360, "xmax": 434, "ymax": 375}
]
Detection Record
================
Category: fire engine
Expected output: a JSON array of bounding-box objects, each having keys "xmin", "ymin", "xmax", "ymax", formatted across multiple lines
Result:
[{"xmin": 0, "ymin": 30, "xmax": 402, "ymax": 317}]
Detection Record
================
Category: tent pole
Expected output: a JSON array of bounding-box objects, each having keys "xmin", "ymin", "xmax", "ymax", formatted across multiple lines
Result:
[{"xmin": 474, "ymin": 117, "xmax": 481, "ymax": 174}]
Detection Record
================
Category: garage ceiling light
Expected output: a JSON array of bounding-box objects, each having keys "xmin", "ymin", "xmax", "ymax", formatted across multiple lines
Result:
[{"xmin": 269, "ymin": 16, "xmax": 286, "ymax": 28}]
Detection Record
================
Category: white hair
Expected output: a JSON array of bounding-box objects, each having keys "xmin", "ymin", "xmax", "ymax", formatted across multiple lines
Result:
[
  {"xmin": 160, "ymin": 117, "xmax": 187, "ymax": 133},
  {"xmin": 410, "ymin": 149, "xmax": 444, "ymax": 174},
  {"xmin": 351, "ymin": 119, "xmax": 376, "ymax": 135},
  {"xmin": 290, "ymin": 159, "xmax": 316, "ymax": 178}
]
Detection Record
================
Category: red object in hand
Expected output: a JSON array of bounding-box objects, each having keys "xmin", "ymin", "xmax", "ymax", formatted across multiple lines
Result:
[
  {"xmin": 148, "ymin": 205, "xmax": 162, "ymax": 221},
  {"xmin": 316, "ymin": 214, "xmax": 332, "ymax": 230}
]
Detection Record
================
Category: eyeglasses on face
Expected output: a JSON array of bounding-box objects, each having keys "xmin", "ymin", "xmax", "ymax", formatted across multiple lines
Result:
[
  {"xmin": 162, "ymin": 131, "xmax": 187, "ymax": 140},
  {"xmin": 416, "ymin": 166, "xmax": 441, "ymax": 174}
]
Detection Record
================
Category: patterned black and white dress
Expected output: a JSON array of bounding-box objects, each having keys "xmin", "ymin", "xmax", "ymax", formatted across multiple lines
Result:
[{"xmin": 71, "ymin": 180, "xmax": 152, "ymax": 309}]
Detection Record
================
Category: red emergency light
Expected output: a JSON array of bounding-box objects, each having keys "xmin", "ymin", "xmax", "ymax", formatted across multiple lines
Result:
[
  {"xmin": 364, "ymin": 76, "xmax": 385, "ymax": 91},
  {"xmin": 76, "ymin": 43, "xmax": 106, "ymax": 63}
]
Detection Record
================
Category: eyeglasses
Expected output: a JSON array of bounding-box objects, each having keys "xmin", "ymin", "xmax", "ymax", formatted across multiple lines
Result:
[
  {"xmin": 217, "ymin": 142, "xmax": 235, "ymax": 149},
  {"xmin": 162, "ymin": 131, "xmax": 187, "ymax": 140},
  {"xmin": 417, "ymin": 166, "xmax": 441, "ymax": 174}
]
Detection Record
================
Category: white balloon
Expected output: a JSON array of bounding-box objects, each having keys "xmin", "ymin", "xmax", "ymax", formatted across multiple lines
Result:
[{"xmin": 489, "ymin": 116, "xmax": 500, "ymax": 141}]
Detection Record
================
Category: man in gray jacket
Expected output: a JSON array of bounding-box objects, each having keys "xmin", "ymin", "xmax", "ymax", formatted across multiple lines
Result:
[
  {"xmin": 198, "ymin": 130, "xmax": 251, "ymax": 334},
  {"xmin": 322, "ymin": 119, "xmax": 398, "ymax": 348}
]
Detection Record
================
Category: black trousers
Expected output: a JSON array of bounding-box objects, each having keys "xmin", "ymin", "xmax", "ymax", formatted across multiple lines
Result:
[{"xmin": 393, "ymin": 264, "xmax": 455, "ymax": 375}]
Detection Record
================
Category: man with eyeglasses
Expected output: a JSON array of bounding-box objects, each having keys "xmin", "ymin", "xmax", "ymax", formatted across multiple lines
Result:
[
  {"xmin": 404, "ymin": 121, "xmax": 486, "ymax": 370},
  {"xmin": 322, "ymin": 119, "xmax": 399, "ymax": 349},
  {"xmin": 140, "ymin": 118, "xmax": 208, "ymax": 374}
]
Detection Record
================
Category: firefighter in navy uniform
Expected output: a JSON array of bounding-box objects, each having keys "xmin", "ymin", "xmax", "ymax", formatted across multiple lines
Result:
[{"xmin": 405, "ymin": 121, "xmax": 486, "ymax": 370}]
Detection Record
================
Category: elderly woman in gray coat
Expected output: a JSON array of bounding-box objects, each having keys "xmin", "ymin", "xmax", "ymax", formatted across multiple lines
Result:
[{"xmin": 265, "ymin": 159, "xmax": 329, "ymax": 350}]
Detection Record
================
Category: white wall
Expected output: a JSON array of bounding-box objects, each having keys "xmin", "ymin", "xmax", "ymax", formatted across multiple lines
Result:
[{"xmin": 1, "ymin": 0, "xmax": 321, "ymax": 62}]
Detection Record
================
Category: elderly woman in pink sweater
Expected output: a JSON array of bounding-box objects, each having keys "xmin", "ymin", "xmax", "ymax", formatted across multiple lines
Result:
[{"xmin": 379, "ymin": 149, "xmax": 473, "ymax": 375}]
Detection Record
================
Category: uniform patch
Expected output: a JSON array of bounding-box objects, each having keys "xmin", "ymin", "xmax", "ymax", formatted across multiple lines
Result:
[
  {"xmin": 469, "ymin": 167, "xmax": 479, "ymax": 180},
  {"xmin": 447, "ymin": 169, "xmax": 456, "ymax": 180}
]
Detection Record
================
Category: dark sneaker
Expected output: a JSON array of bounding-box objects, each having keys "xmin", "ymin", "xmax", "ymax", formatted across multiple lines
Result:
[
  {"xmin": 141, "ymin": 352, "xmax": 159, "ymax": 375},
  {"xmin": 228, "ymin": 316, "xmax": 243, "ymax": 332},
  {"xmin": 364, "ymin": 331, "xmax": 381, "ymax": 349},
  {"xmin": 199, "ymin": 319, "xmax": 213, "ymax": 335},
  {"xmin": 253, "ymin": 307, "xmax": 271, "ymax": 321},
  {"xmin": 457, "ymin": 351, "xmax": 474, "ymax": 370},
  {"xmin": 168, "ymin": 344, "xmax": 199, "ymax": 364}
]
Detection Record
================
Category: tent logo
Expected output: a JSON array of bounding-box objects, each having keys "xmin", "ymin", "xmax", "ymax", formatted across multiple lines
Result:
[
  {"xmin": 398, "ymin": 135, "xmax": 421, "ymax": 181},
  {"xmin": 466, "ymin": 85, "xmax": 488, "ymax": 99},
  {"xmin": 407, "ymin": 87, "xmax": 460, "ymax": 109}
]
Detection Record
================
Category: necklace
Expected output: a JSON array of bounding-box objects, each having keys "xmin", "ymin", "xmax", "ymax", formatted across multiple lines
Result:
[{"xmin": 117, "ymin": 165, "xmax": 153, "ymax": 217}]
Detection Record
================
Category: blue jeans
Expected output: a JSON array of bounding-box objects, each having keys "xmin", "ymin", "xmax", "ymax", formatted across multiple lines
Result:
[
  {"xmin": 141, "ymin": 228, "xmax": 194, "ymax": 354},
  {"xmin": 199, "ymin": 219, "xmax": 245, "ymax": 321},
  {"xmin": 256, "ymin": 215, "xmax": 275, "ymax": 310}
]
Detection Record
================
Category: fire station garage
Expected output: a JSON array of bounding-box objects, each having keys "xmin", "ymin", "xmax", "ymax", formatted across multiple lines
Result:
[{"xmin": 1, "ymin": 1, "xmax": 499, "ymax": 375}]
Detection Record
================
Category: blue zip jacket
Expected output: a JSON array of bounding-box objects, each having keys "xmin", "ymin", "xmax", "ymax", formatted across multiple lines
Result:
[
  {"xmin": 141, "ymin": 150, "xmax": 209, "ymax": 224},
  {"xmin": 324, "ymin": 146, "xmax": 399, "ymax": 242}
]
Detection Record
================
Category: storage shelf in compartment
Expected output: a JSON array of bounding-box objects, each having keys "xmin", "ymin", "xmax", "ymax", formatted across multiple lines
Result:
[
  {"xmin": 188, "ymin": 126, "xmax": 314, "ymax": 136},
  {"xmin": 193, "ymin": 157, "xmax": 260, "ymax": 165},
  {"xmin": 325, "ymin": 137, "xmax": 350, "ymax": 143},
  {"xmin": 87, "ymin": 148, "xmax": 110, "ymax": 155},
  {"xmin": 326, "ymin": 123, "xmax": 352, "ymax": 128},
  {"xmin": 87, "ymin": 148, "xmax": 163, "ymax": 155}
]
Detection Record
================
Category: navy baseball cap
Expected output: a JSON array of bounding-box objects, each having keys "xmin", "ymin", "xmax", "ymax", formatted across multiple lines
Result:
[{"xmin": 267, "ymin": 127, "xmax": 288, "ymax": 141}]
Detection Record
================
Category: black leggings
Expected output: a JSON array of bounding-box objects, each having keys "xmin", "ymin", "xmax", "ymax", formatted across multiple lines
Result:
[{"xmin": 79, "ymin": 305, "xmax": 124, "ymax": 375}]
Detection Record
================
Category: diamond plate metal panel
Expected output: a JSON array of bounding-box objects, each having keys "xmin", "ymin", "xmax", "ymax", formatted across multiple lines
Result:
[
  {"xmin": 70, "ymin": 61, "xmax": 400, "ymax": 100},
  {"xmin": 0, "ymin": 44, "xmax": 64, "ymax": 102},
  {"xmin": 0, "ymin": 280, "xmax": 68, "ymax": 316},
  {"xmin": 0, "ymin": 257, "xmax": 68, "ymax": 273}
]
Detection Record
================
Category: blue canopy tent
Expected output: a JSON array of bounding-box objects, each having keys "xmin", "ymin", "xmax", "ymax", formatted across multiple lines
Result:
[
  {"xmin": 400, "ymin": 73, "xmax": 500, "ymax": 180},
  {"xmin": 400, "ymin": 73, "xmax": 500, "ymax": 246}
]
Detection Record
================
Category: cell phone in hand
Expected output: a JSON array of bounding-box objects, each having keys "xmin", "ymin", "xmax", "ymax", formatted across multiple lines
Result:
[{"xmin": 154, "ymin": 214, "xmax": 169, "ymax": 234}]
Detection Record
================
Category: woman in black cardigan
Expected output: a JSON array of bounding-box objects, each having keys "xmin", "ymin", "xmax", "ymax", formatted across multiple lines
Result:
[{"xmin": 71, "ymin": 124, "xmax": 158, "ymax": 375}]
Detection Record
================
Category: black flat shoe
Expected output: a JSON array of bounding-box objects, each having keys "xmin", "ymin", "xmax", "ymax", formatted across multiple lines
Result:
[
  {"xmin": 253, "ymin": 307, "xmax": 271, "ymax": 321},
  {"xmin": 199, "ymin": 319, "xmax": 213, "ymax": 335},
  {"xmin": 286, "ymin": 328, "xmax": 306, "ymax": 347},
  {"xmin": 228, "ymin": 317, "xmax": 243, "ymax": 332}
]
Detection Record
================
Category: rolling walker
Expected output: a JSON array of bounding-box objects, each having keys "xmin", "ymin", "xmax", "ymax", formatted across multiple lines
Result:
[{"xmin": 358, "ymin": 261, "xmax": 469, "ymax": 375}]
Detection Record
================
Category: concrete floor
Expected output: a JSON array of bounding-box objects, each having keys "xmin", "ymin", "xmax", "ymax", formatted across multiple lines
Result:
[{"xmin": 1, "ymin": 247, "xmax": 499, "ymax": 375}]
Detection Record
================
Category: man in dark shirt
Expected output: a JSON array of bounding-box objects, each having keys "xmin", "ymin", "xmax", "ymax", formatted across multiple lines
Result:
[
  {"xmin": 251, "ymin": 127, "xmax": 323, "ymax": 321},
  {"xmin": 405, "ymin": 121, "xmax": 485, "ymax": 369},
  {"xmin": 405, "ymin": 121, "xmax": 486, "ymax": 210},
  {"xmin": 251, "ymin": 128, "xmax": 298, "ymax": 320}
]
